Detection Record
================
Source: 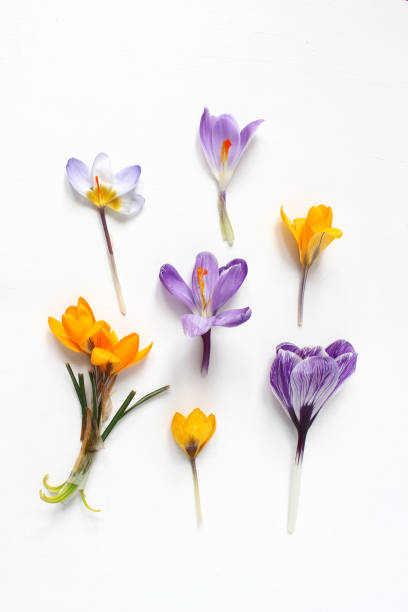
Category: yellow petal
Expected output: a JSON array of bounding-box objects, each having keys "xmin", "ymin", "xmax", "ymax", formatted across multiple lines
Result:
[
  {"xmin": 79, "ymin": 320, "xmax": 110, "ymax": 353},
  {"xmin": 305, "ymin": 227, "xmax": 343, "ymax": 264},
  {"xmin": 48, "ymin": 317, "xmax": 82, "ymax": 353},
  {"xmin": 305, "ymin": 205, "xmax": 333, "ymax": 233},
  {"xmin": 106, "ymin": 197, "xmax": 122, "ymax": 211},
  {"xmin": 171, "ymin": 412, "xmax": 187, "ymax": 450},
  {"xmin": 113, "ymin": 333, "xmax": 140, "ymax": 364},
  {"xmin": 62, "ymin": 313, "xmax": 87, "ymax": 344},
  {"xmin": 77, "ymin": 297, "xmax": 95, "ymax": 322},
  {"xmin": 90, "ymin": 347, "xmax": 122, "ymax": 367}
]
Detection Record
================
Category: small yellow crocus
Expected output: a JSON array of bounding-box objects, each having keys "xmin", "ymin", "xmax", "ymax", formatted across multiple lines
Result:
[
  {"xmin": 171, "ymin": 408, "xmax": 216, "ymax": 524},
  {"xmin": 280, "ymin": 205, "xmax": 342, "ymax": 326}
]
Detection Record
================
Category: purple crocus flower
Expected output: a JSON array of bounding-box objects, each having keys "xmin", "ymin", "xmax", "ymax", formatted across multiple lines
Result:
[
  {"xmin": 199, "ymin": 108, "xmax": 263, "ymax": 246},
  {"xmin": 270, "ymin": 340, "xmax": 357, "ymax": 533},
  {"xmin": 160, "ymin": 251, "xmax": 251, "ymax": 375}
]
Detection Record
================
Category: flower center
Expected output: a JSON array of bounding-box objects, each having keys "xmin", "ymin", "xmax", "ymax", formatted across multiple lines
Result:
[
  {"xmin": 87, "ymin": 175, "xmax": 117, "ymax": 207},
  {"xmin": 197, "ymin": 267, "xmax": 208, "ymax": 310},
  {"xmin": 220, "ymin": 138, "xmax": 232, "ymax": 164}
]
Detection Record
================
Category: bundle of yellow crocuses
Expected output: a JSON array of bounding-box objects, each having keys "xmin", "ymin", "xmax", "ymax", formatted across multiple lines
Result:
[{"xmin": 41, "ymin": 297, "xmax": 168, "ymax": 511}]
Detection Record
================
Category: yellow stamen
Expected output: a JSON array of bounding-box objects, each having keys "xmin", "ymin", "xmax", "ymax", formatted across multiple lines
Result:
[
  {"xmin": 197, "ymin": 267, "xmax": 208, "ymax": 309},
  {"xmin": 80, "ymin": 489, "xmax": 101, "ymax": 512},
  {"xmin": 221, "ymin": 138, "xmax": 232, "ymax": 163}
]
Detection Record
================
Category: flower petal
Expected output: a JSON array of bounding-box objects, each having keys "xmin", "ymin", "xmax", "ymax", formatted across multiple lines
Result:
[
  {"xmin": 211, "ymin": 114, "xmax": 241, "ymax": 167},
  {"xmin": 333, "ymin": 352, "xmax": 357, "ymax": 389},
  {"xmin": 159, "ymin": 264, "xmax": 196, "ymax": 311},
  {"xmin": 48, "ymin": 317, "xmax": 82, "ymax": 353},
  {"xmin": 66, "ymin": 158, "xmax": 91, "ymax": 196},
  {"xmin": 113, "ymin": 333, "xmax": 140, "ymax": 365},
  {"xmin": 325, "ymin": 340, "xmax": 356, "ymax": 359},
  {"xmin": 295, "ymin": 346, "xmax": 326, "ymax": 359},
  {"xmin": 113, "ymin": 165, "xmax": 141, "ymax": 196},
  {"xmin": 108, "ymin": 192, "xmax": 145, "ymax": 216},
  {"xmin": 211, "ymin": 259, "xmax": 248, "ymax": 314},
  {"xmin": 182, "ymin": 314, "xmax": 214, "ymax": 337},
  {"xmin": 305, "ymin": 227, "xmax": 342, "ymax": 265},
  {"xmin": 276, "ymin": 342, "xmax": 299, "ymax": 354},
  {"xmin": 212, "ymin": 306, "xmax": 251, "ymax": 327},
  {"xmin": 289, "ymin": 356, "xmax": 339, "ymax": 421},
  {"xmin": 199, "ymin": 108, "xmax": 217, "ymax": 172},
  {"xmin": 91, "ymin": 347, "xmax": 122, "ymax": 367},
  {"xmin": 270, "ymin": 348, "xmax": 302, "ymax": 424},
  {"xmin": 191, "ymin": 252, "xmax": 219, "ymax": 312},
  {"xmin": 91, "ymin": 153, "xmax": 112, "ymax": 188},
  {"xmin": 239, "ymin": 119, "xmax": 263, "ymax": 155}
]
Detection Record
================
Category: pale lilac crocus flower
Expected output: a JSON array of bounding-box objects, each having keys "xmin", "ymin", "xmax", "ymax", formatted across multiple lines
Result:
[
  {"xmin": 199, "ymin": 108, "xmax": 263, "ymax": 246},
  {"xmin": 160, "ymin": 252, "xmax": 251, "ymax": 375},
  {"xmin": 66, "ymin": 153, "xmax": 145, "ymax": 315},
  {"xmin": 270, "ymin": 341, "xmax": 357, "ymax": 533}
]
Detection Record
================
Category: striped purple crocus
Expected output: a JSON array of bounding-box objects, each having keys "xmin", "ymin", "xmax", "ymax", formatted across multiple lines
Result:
[
  {"xmin": 199, "ymin": 108, "xmax": 263, "ymax": 246},
  {"xmin": 160, "ymin": 251, "xmax": 251, "ymax": 375},
  {"xmin": 270, "ymin": 340, "xmax": 357, "ymax": 533}
]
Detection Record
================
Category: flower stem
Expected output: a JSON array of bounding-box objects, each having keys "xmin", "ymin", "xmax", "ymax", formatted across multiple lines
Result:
[
  {"xmin": 298, "ymin": 264, "xmax": 309, "ymax": 327},
  {"xmin": 201, "ymin": 330, "xmax": 211, "ymax": 376},
  {"xmin": 218, "ymin": 191, "xmax": 234, "ymax": 246},
  {"xmin": 287, "ymin": 457, "xmax": 303, "ymax": 534},
  {"xmin": 99, "ymin": 207, "xmax": 126, "ymax": 316},
  {"xmin": 190, "ymin": 458, "xmax": 203, "ymax": 526}
]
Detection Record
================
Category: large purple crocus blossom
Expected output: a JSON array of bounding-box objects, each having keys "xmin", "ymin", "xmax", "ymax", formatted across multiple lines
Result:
[
  {"xmin": 199, "ymin": 108, "xmax": 263, "ymax": 246},
  {"xmin": 270, "ymin": 340, "xmax": 357, "ymax": 533},
  {"xmin": 160, "ymin": 252, "xmax": 251, "ymax": 375}
]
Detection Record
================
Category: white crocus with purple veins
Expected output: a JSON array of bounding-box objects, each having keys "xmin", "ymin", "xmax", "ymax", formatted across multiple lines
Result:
[
  {"xmin": 270, "ymin": 341, "xmax": 358, "ymax": 534},
  {"xmin": 159, "ymin": 251, "xmax": 251, "ymax": 375},
  {"xmin": 199, "ymin": 108, "xmax": 263, "ymax": 246},
  {"xmin": 66, "ymin": 153, "xmax": 145, "ymax": 315}
]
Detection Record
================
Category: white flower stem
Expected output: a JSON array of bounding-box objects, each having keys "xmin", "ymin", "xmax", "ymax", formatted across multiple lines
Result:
[
  {"xmin": 218, "ymin": 191, "xmax": 234, "ymax": 246},
  {"xmin": 99, "ymin": 207, "xmax": 126, "ymax": 316},
  {"xmin": 287, "ymin": 459, "xmax": 303, "ymax": 534},
  {"xmin": 191, "ymin": 458, "xmax": 203, "ymax": 526}
]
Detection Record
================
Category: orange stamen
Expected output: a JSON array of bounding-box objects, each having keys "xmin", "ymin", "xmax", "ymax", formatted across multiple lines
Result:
[
  {"xmin": 221, "ymin": 139, "xmax": 232, "ymax": 164},
  {"xmin": 197, "ymin": 267, "xmax": 208, "ymax": 309},
  {"xmin": 95, "ymin": 175, "xmax": 101, "ymax": 204}
]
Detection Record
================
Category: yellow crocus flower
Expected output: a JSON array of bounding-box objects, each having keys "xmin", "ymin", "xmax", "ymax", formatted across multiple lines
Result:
[
  {"xmin": 171, "ymin": 408, "xmax": 216, "ymax": 524},
  {"xmin": 280, "ymin": 205, "xmax": 342, "ymax": 326}
]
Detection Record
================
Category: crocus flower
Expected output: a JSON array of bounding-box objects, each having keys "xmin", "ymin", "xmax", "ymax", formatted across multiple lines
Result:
[
  {"xmin": 66, "ymin": 153, "xmax": 145, "ymax": 315},
  {"xmin": 200, "ymin": 108, "xmax": 263, "ymax": 245},
  {"xmin": 270, "ymin": 340, "xmax": 357, "ymax": 533},
  {"xmin": 159, "ymin": 251, "xmax": 251, "ymax": 375},
  {"xmin": 280, "ymin": 205, "xmax": 342, "ymax": 326},
  {"xmin": 171, "ymin": 408, "xmax": 216, "ymax": 524},
  {"xmin": 41, "ymin": 298, "xmax": 168, "ymax": 511}
]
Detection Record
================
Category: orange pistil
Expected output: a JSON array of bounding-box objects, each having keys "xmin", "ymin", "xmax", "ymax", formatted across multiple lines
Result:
[
  {"xmin": 95, "ymin": 175, "xmax": 101, "ymax": 204},
  {"xmin": 197, "ymin": 267, "xmax": 208, "ymax": 309},
  {"xmin": 220, "ymin": 138, "xmax": 232, "ymax": 164}
]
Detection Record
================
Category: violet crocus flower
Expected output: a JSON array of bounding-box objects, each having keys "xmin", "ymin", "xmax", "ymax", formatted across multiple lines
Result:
[
  {"xmin": 160, "ymin": 252, "xmax": 251, "ymax": 375},
  {"xmin": 199, "ymin": 108, "xmax": 263, "ymax": 246},
  {"xmin": 270, "ymin": 340, "xmax": 357, "ymax": 533}
]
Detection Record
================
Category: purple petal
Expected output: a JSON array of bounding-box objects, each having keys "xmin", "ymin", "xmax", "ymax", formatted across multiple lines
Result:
[
  {"xmin": 270, "ymin": 349, "xmax": 302, "ymax": 424},
  {"xmin": 191, "ymin": 252, "xmax": 219, "ymax": 312},
  {"xmin": 325, "ymin": 340, "xmax": 356, "ymax": 359},
  {"xmin": 211, "ymin": 259, "xmax": 248, "ymax": 314},
  {"xmin": 239, "ymin": 119, "xmax": 264, "ymax": 155},
  {"xmin": 333, "ymin": 352, "xmax": 357, "ymax": 389},
  {"xmin": 212, "ymin": 307, "xmax": 251, "ymax": 328},
  {"xmin": 91, "ymin": 152, "xmax": 112, "ymax": 187},
  {"xmin": 211, "ymin": 114, "xmax": 241, "ymax": 166},
  {"xmin": 276, "ymin": 342, "xmax": 299, "ymax": 354},
  {"xmin": 289, "ymin": 357, "xmax": 339, "ymax": 421},
  {"xmin": 66, "ymin": 158, "xmax": 91, "ymax": 196},
  {"xmin": 295, "ymin": 346, "xmax": 326, "ymax": 359},
  {"xmin": 199, "ymin": 108, "xmax": 217, "ymax": 171},
  {"xmin": 182, "ymin": 314, "xmax": 214, "ymax": 337},
  {"xmin": 113, "ymin": 165, "xmax": 141, "ymax": 197},
  {"xmin": 159, "ymin": 264, "xmax": 195, "ymax": 312}
]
